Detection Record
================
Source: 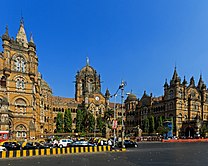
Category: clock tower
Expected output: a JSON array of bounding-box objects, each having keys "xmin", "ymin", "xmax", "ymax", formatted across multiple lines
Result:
[{"xmin": 75, "ymin": 58, "xmax": 106, "ymax": 117}]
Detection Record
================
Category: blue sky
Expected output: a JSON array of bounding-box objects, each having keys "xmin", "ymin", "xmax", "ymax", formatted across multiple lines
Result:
[{"xmin": 1, "ymin": 0, "xmax": 208, "ymax": 99}]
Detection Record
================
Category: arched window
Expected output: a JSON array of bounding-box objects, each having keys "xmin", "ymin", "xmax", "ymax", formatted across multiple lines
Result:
[
  {"xmin": 16, "ymin": 77, "xmax": 25, "ymax": 90},
  {"xmin": 14, "ymin": 56, "xmax": 26, "ymax": 72},
  {"xmin": 178, "ymin": 113, "xmax": 182, "ymax": 122},
  {"xmin": 15, "ymin": 124, "xmax": 27, "ymax": 138},
  {"xmin": 15, "ymin": 98, "xmax": 27, "ymax": 114},
  {"xmin": 169, "ymin": 90, "xmax": 174, "ymax": 99}
]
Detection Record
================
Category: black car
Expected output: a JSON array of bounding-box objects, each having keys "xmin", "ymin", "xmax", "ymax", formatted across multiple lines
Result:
[
  {"xmin": 118, "ymin": 140, "xmax": 138, "ymax": 148},
  {"xmin": 2, "ymin": 142, "xmax": 21, "ymax": 151},
  {"xmin": 22, "ymin": 142, "xmax": 37, "ymax": 150}
]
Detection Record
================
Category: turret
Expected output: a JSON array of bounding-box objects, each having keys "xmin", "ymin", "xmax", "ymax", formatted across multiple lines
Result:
[
  {"xmin": 189, "ymin": 76, "xmax": 195, "ymax": 87},
  {"xmin": 105, "ymin": 88, "xmax": 111, "ymax": 106},
  {"xmin": 2, "ymin": 25, "xmax": 10, "ymax": 41},
  {"xmin": 170, "ymin": 67, "xmax": 181, "ymax": 86},
  {"xmin": 16, "ymin": 17, "xmax": 28, "ymax": 48}
]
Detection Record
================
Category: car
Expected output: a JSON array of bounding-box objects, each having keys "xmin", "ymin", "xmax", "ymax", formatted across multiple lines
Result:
[
  {"xmin": 1, "ymin": 141, "xmax": 21, "ymax": 151},
  {"xmin": 0, "ymin": 146, "xmax": 7, "ymax": 152},
  {"xmin": 118, "ymin": 140, "xmax": 138, "ymax": 148},
  {"xmin": 22, "ymin": 142, "xmax": 37, "ymax": 150},
  {"xmin": 58, "ymin": 139, "xmax": 73, "ymax": 148},
  {"xmin": 68, "ymin": 141, "xmax": 95, "ymax": 147},
  {"xmin": 43, "ymin": 142, "xmax": 57, "ymax": 149}
]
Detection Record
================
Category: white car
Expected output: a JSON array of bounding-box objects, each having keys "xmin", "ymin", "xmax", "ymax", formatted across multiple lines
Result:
[
  {"xmin": 58, "ymin": 139, "xmax": 73, "ymax": 148},
  {"xmin": 0, "ymin": 146, "xmax": 6, "ymax": 152}
]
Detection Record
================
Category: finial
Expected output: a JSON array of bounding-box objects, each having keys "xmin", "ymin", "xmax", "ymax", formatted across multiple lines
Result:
[
  {"xmin": 20, "ymin": 16, "xmax": 24, "ymax": 26},
  {"xmin": 5, "ymin": 25, "xmax": 9, "ymax": 34},
  {"xmin": 30, "ymin": 32, "xmax": 34, "ymax": 43},
  {"xmin": 86, "ymin": 57, "xmax": 89, "ymax": 66}
]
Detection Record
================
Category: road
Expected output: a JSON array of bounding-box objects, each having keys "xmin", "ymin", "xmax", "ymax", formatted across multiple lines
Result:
[{"xmin": 0, "ymin": 142, "xmax": 208, "ymax": 166}]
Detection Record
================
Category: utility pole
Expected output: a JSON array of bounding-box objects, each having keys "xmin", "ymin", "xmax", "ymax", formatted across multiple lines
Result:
[
  {"xmin": 120, "ymin": 80, "xmax": 126, "ymax": 148},
  {"xmin": 113, "ymin": 94, "xmax": 117, "ymax": 148}
]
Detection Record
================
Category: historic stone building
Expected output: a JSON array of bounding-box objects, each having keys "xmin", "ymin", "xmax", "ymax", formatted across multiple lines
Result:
[
  {"xmin": 51, "ymin": 60, "xmax": 111, "ymax": 134},
  {"xmin": 0, "ymin": 20, "xmax": 118, "ymax": 140},
  {"xmin": 0, "ymin": 19, "xmax": 53, "ymax": 140},
  {"xmin": 126, "ymin": 68, "xmax": 208, "ymax": 137}
]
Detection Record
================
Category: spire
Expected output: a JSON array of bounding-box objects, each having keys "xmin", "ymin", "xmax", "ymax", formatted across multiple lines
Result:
[
  {"xmin": 182, "ymin": 76, "xmax": 187, "ymax": 85},
  {"xmin": 170, "ymin": 67, "xmax": 181, "ymax": 85},
  {"xmin": 2, "ymin": 25, "xmax": 10, "ymax": 41},
  {"xmin": 172, "ymin": 67, "xmax": 178, "ymax": 80},
  {"xmin": 197, "ymin": 74, "xmax": 205, "ymax": 89},
  {"xmin": 16, "ymin": 17, "xmax": 28, "ymax": 47},
  {"xmin": 30, "ymin": 32, "xmax": 34, "ymax": 43},
  {"xmin": 189, "ymin": 76, "xmax": 195, "ymax": 87},
  {"xmin": 164, "ymin": 78, "xmax": 168, "ymax": 88},
  {"xmin": 105, "ymin": 88, "xmax": 110, "ymax": 100}
]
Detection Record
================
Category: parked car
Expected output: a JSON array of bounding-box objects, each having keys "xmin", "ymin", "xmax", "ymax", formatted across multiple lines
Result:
[
  {"xmin": 43, "ymin": 142, "xmax": 57, "ymax": 149},
  {"xmin": 0, "ymin": 146, "xmax": 7, "ymax": 152},
  {"xmin": 1, "ymin": 141, "xmax": 21, "ymax": 151},
  {"xmin": 118, "ymin": 140, "xmax": 138, "ymax": 148},
  {"xmin": 68, "ymin": 141, "xmax": 95, "ymax": 147},
  {"xmin": 58, "ymin": 139, "xmax": 73, "ymax": 148},
  {"xmin": 22, "ymin": 142, "xmax": 38, "ymax": 150}
]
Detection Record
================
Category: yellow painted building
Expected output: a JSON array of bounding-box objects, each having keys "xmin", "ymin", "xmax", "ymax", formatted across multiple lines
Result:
[
  {"xmin": 0, "ymin": 20, "xmax": 118, "ymax": 140},
  {"xmin": 0, "ymin": 20, "xmax": 53, "ymax": 140}
]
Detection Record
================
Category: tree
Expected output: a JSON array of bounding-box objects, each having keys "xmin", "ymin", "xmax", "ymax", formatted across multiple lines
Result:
[
  {"xmin": 64, "ymin": 109, "xmax": 72, "ymax": 133},
  {"xmin": 143, "ymin": 117, "xmax": 149, "ymax": 133},
  {"xmin": 157, "ymin": 116, "xmax": 163, "ymax": 128},
  {"xmin": 97, "ymin": 115, "xmax": 104, "ymax": 132},
  {"xmin": 88, "ymin": 113, "xmax": 95, "ymax": 133},
  {"xmin": 156, "ymin": 126, "xmax": 169, "ymax": 135},
  {"xmin": 149, "ymin": 115, "xmax": 155, "ymax": 133},
  {"xmin": 75, "ymin": 109, "xmax": 83, "ymax": 133},
  {"xmin": 56, "ymin": 112, "xmax": 64, "ymax": 133},
  {"xmin": 200, "ymin": 124, "xmax": 208, "ymax": 137}
]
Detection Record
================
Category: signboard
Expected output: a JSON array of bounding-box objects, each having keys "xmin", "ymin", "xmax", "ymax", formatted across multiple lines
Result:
[{"xmin": 112, "ymin": 120, "xmax": 117, "ymax": 129}]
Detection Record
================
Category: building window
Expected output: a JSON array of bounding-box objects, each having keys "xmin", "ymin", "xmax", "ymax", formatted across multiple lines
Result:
[
  {"xmin": 15, "ymin": 98, "xmax": 27, "ymax": 114},
  {"xmin": 14, "ymin": 56, "xmax": 26, "ymax": 72},
  {"xmin": 16, "ymin": 77, "xmax": 25, "ymax": 90},
  {"xmin": 0, "ymin": 76, "xmax": 6, "ymax": 88},
  {"xmin": 169, "ymin": 90, "xmax": 174, "ymax": 99}
]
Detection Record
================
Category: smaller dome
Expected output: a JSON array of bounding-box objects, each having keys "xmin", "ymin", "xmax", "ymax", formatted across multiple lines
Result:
[
  {"xmin": 80, "ymin": 65, "xmax": 95, "ymax": 74},
  {"xmin": 126, "ymin": 94, "xmax": 137, "ymax": 101}
]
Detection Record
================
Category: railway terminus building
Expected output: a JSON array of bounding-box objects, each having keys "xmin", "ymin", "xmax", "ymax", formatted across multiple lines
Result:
[{"xmin": 1, "ymin": 20, "xmax": 208, "ymax": 140}]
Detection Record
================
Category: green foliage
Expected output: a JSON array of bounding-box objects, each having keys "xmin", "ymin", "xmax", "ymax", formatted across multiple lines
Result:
[
  {"xmin": 158, "ymin": 116, "xmax": 163, "ymax": 127},
  {"xmin": 104, "ymin": 108, "xmax": 114, "ymax": 122},
  {"xmin": 88, "ymin": 113, "xmax": 95, "ymax": 133},
  {"xmin": 143, "ymin": 117, "xmax": 149, "ymax": 133},
  {"xmin": 56, "ymin": 112, "xmax": 64, "ymax": 133},
  {"xmin": 64, "ymin": 109, "xmax": 72, "ymax": 133},
  {"xmin": 149, "ymin": 115, "xmax": 155, "ymax": 133},
  {"xmin": 200, "ymin": 124, "xmax": 208, "ymax": 137},
  {"xmin": 75, "ymin": 109, "xmax": 83, "ymax": 132},
  {"xmin": 97, "ymin": 115, "xmax": 104, "ymax": 132},
  {"xmin": 156, "ymin": 126, "xmax": 169, "ymax": 135}
]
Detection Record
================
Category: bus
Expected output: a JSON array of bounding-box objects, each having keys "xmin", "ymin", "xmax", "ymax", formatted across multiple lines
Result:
[{"xmin": 0, "ymin": 131, "xmax": 9, "ymax": 142}]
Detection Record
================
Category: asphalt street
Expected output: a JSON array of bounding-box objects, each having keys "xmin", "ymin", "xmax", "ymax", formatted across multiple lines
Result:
[{"xmin": 1, "ymin": 142, "xmax": 208, "ymax": 166}]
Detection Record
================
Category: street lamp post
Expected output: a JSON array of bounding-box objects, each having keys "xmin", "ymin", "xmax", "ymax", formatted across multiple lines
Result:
[
  {"xmin": 120, "ymin": 80, "xmax": 125, "ymax": 148},
  {"xmin": 113, "ymin": 94, "xmax": 117, "ymax": 148}
]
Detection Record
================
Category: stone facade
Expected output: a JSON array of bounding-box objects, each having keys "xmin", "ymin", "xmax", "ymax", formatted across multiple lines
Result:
[
  {"xmin": 125, "ymin": 68, "xmax": 208, "ymax": 137},
  {"xmin": 0, "ymin": 20, "xmax": 115, "ymax": 140},
  {"xmin": 0, "ymin": 20, "xmax": 53, "ymax": 140}
]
